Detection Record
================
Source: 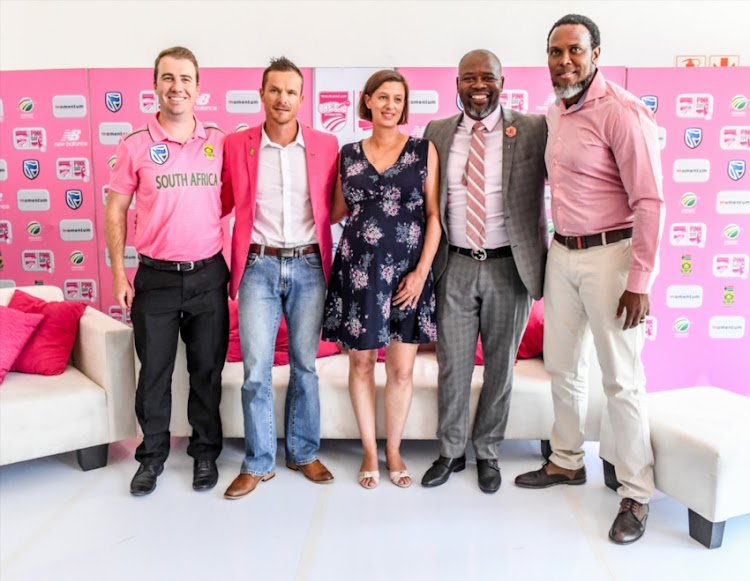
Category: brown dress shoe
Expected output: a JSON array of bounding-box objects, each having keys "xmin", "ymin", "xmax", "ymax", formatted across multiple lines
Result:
[
  {"xmin": 224, "ymin": 472, "xmax": 275, "ymax": 500},
  {"xmin": 514, "ymin": 461, "xmax": 587, "ymax": 488},
  {"xmin": 609, "ymin": 498, "xmax": 649, "ymax": 544},
  {"xmin": 285, "ymin": 459, "xmax": 334, "ymax": 483}
]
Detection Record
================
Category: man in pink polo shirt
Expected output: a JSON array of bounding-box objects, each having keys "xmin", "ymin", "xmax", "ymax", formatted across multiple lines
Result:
[
  {"xmin": 515, "ymin": 15, "xmax": 665, "ymax": 545},
  {"xmin": 105, "ymin": 46, "xmax": 229, "ymax": 496}
]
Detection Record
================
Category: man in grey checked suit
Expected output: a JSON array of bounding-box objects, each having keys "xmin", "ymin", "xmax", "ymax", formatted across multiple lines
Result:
[{"xmin": 421, "ymin": 49, "xmax": 547, "ymax": 493}]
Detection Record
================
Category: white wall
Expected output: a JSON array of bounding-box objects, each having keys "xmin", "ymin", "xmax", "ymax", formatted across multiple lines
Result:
[{"xmin": 1, "ymin": 0, "xmax": 748, "ymax": 71}]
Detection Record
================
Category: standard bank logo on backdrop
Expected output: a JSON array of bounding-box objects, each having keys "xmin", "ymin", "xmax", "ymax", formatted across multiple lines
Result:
[
  {"xmin": 640, "ymin": 95, "xmax": 658, "ymax": 113},
  {"xmin": 684, "ymin": 128, "xmax": 702, "ymax": 149},
  {"xmin": 66, "ymin": 189, "xmax": 83, "ymax": 210},
  {"xmin": 728, "ymin": 160, "xmax": 746, "ymax": 181},
  {"xmin": 22, "ymin": 159, "xmax": 40, "ymax": 180},
  {"xmin": 105, "ymin": 92, "xmax": 123, "ymax": 113}
]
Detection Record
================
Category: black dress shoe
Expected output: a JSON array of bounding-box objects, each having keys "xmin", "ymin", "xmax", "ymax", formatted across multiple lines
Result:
[
  {"xmin": 421, "ymin": 455, "xmax": 466, "ymax": 487},
  {"xmin": 477, "ymin": 458, "xmax": 501, "ymax": 493},
  {"xmin": 193, "ymin": 459, "xmax": 219, "ymax": 491},
  {"xmin": 130, "ymin": 463, "xmax": 164, "ymax": 496},
  {"xmin": 609, "ymin": 498, "xmax": 649, "ymax": 544}
]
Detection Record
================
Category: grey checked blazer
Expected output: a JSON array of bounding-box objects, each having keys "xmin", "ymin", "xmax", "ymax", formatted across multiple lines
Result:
[{"xmin": 424, "ymin": 107, "xmax": 548, "ymax": 300}]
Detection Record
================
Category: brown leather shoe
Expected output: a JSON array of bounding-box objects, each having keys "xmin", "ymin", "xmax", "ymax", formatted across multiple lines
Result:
[
  {"xmin": 514, "ymin": 461, "xmax": 586, "ymax": 488},
  {"xmin": 609, "ymin": 498, "xmax": 649, "ymax": 544},
  {"xmin": 285, "ymin": 459, "xmax": 334, "ymax": 483},
  {"xmin": 223, "ymin": 472, "xmax": 275, "ymax": 499}
]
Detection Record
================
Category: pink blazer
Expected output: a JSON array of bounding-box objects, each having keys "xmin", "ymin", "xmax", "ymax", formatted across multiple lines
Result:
[{"xmin": 221, "ymin": 123, "xmax": 339, "ymax": 299}]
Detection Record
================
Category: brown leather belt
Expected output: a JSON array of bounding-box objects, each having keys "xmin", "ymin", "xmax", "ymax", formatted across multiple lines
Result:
[
  {"xmin": 139, "ymin": 251, "xmax": 221, "ymax": 272},
  {"xmin": 553, "ymin": 227, "xmax": 633, "ymax": 250},
  {"xmin": 248, "ymin": 243, "xmax": 319, "ymax": 258}
]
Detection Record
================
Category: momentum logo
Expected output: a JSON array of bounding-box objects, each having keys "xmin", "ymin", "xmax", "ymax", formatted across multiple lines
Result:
[
  {"xmin": 673, "ymin": 159, "xmax": 710, "ymax": 182},
  {"xmin": 708, "ymin": 316, "xmax": 745, "ymax": 339},
  {"xmin": 666, "ymin": 285, "xmax": 703, "ymax": 308}
]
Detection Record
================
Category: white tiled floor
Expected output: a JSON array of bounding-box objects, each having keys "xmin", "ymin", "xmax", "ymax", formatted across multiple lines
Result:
[{"xmin": 1, "ymin": 438, "xmax": 746, "ymax": 581}]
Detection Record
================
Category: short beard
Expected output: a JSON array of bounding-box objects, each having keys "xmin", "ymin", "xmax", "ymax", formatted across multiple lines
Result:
[
  {"xmin": 553, "ymin": 66, "xmax": 597, "ymax": 100},
  {"xmin": 464, "ymin": 100, "xmax": 498, "ymax": 120}
]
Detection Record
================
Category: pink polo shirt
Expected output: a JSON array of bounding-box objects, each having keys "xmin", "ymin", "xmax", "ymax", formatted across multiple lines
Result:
[
  {"xmin": 110, "ymin": 115, "xmax": 225, "ymax": 261},
  {"xmin": 546, "ymin": 70, "xmax": 665, "ymax": 294}
]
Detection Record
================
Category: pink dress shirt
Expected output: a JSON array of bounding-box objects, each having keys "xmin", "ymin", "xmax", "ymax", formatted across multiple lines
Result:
[{"xmin": 546, "ymin": 70, "xmax": 665, "ymax": 294}]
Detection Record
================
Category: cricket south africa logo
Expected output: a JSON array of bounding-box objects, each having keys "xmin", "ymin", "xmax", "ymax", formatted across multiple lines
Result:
[{"xmin": 318, "ymin": 92, "xmax": 350, "ymax": 133}]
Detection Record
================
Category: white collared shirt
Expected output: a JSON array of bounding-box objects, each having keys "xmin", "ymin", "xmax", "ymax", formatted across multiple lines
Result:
[
  {"xmin": 446, "ymin": 105, "xmax": 508, "ymax": 249},
  {"xmin": 252, "ymin": 122, "xmax": 317, "ymax": 247}
]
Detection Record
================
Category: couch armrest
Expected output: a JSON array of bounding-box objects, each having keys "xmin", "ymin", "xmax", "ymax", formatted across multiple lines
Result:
[{"xmin": 73, "ymin": 307, "xmax": 137, "ymax": 442}]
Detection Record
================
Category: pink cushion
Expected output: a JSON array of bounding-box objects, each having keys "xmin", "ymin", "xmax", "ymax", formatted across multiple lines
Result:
[
  {"xmin": 517, "ymin": 299, "xmax": 544, "ymax": 359},
  {"xmin": 0, "ymin": 305, "xmax": 45, "ymax": 383},
  {"xmin": 7, "ymin": 289, "xmax": 86, "ymax": 376},
  {"xmin": 474, "ymin": 299, "xmax": 545, "ymax": 365},
  {"xmin": 227, "ymin": 300, "xmax": 339, "ymax": 365}
]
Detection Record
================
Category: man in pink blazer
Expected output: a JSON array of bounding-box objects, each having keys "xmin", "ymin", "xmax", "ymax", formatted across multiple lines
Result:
[{"xmin": 220, "ymin": 57, "xmax": 339, "ymax": 500}]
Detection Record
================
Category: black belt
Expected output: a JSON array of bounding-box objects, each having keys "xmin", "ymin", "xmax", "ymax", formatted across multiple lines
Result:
[
  {"xmin": 248, "ymin": 243, "xmax": 319, "ymax": 259},
  {"xmin": 138, "ymin": 252, "xmax": 221, "ymax": 272},
  {"xmin": 553, "ymin": 227, "xmax": 633, "ymax": 250},
  {"xmin": 448, "ymin": 244, "xmax": 512, "ymax": 261}
]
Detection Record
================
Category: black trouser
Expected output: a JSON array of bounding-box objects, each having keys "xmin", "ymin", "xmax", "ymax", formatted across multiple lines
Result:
[{"xmin": 131, "ymin": 256, "xmax": 229, "ymax": 466}]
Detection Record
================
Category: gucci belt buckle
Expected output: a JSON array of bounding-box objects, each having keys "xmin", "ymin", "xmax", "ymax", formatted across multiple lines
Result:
[{"xmin": 471, "ymin": 248, "xmax": 488, "ymax": 261}]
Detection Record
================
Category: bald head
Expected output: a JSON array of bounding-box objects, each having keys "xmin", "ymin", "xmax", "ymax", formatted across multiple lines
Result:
[{"xmin": 457, "ymin": 49, "xmax": 504, "ymax": 120}]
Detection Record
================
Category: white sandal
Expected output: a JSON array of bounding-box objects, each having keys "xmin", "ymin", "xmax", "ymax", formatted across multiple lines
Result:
[
  {"xmin": 389, "ymin": 469, "xmax": 412, "ymax": 488},
  {"xmin": 358, "ymin": 470, "xmax": 380, "ymax": 489}
]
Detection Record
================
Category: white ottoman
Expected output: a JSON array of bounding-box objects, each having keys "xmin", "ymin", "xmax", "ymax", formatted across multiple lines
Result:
[{"xmin": 599, "ymin": 386, "xmax": 750, "ymax": 548}]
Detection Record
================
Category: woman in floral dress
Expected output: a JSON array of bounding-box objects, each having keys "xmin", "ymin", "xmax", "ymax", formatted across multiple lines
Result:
[{"xmin": 323, "ymin": 70, "xmax": 440, "ymax": 488}]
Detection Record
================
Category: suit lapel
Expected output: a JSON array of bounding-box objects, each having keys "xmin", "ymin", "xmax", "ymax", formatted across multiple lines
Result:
[
  {"xmin": 243, "ymin": 127, "xmax": 261, "ymax": 215},
  {"xmin": 435, "ymin": 115, "xmax": 461, "ymax": 226},
  {"xmin": 501, "ymin": 107, "xmax": 516, "ymax": 198}
]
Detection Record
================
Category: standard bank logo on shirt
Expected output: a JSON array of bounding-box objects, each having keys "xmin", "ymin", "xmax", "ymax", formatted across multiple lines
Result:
[{"xmin": 149, "ymin": 144, "xmax": 169, "ymax": 165}]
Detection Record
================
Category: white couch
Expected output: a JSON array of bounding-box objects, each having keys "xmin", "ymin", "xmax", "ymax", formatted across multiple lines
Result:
[
  {"xmin": 0, "ymin": 286, "xmax": 137, "ymax": 470},
  {"xmin": 166, "ymin": 342, "xmax": 605, "ymax": 451}
]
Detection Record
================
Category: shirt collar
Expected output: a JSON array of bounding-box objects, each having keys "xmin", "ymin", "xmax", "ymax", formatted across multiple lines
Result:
[
  {"xmin": 148, "ymin": 114, "xmax": 207, "ymax": 142},
  {"xmin": 460, "ymin": 104, "xmax": 503, "ymax": 133},
  {"xmin": 261, "ymin": 121, "xmax": 306, "ymax": 149},
  {"xmin": 555, "ymin": 69, "xmax": 607, "ymax": 113}
]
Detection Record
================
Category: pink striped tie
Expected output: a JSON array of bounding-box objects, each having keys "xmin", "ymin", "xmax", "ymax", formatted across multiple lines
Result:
[{"xmin": 463, "ymin": 122, "xmax": 486, "ymax": 250}]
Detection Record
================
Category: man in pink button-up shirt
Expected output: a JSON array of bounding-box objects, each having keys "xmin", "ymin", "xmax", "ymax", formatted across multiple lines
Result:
[{"xmin": 515, "ymin": 14, "xmax": 665, "ymax": 545}]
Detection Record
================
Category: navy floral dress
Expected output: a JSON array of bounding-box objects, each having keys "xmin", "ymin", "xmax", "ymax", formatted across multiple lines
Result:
[{"xmin": 323, "ymin": 137, "xmax": 437, "ymax": 350}]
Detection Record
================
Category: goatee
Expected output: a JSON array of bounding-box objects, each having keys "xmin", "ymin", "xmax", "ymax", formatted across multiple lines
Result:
[{"xmin": 553, "ymin": 67, "xmax": 597, "ymax": 101}]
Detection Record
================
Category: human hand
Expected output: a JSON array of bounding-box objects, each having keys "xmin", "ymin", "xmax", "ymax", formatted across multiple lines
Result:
[
  {"xmin": 615, "ymin": 290, "xmax": 649, "ymax": 330},
  {"xmin": 393, "ymin": 271, "xmax": 426, "ymax": 310},
  {"xmin": 113, "ymin": 275, "xmax": 134, "ymax": 310}
]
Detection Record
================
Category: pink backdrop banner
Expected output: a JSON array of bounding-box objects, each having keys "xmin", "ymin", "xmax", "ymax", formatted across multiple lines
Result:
[
  {"xmin": 628, "ymin": 68, "xmax": 749, "ymax": 396},
  {"xmin": 0, "ymin": 70, "xmax": 99, "ymax": 303}
]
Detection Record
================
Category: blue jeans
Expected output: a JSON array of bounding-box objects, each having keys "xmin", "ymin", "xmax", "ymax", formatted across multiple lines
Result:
[{"xmin": 237, "ymin": 250, "xmax": 326, "ymax": 476}]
